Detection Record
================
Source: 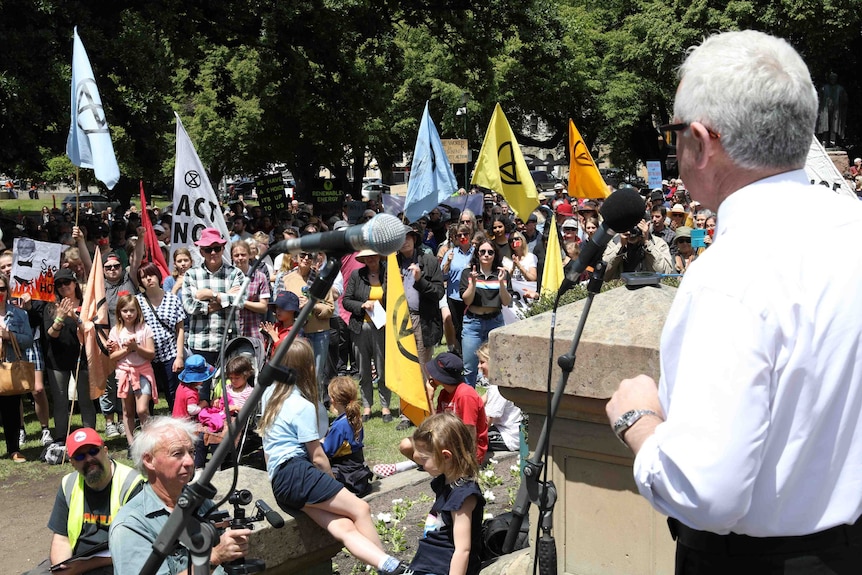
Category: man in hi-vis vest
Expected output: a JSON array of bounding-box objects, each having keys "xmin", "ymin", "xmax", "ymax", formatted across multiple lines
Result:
[{"xmin": 41, "ymin": 428, "xmax": 143, "ymax": 575}]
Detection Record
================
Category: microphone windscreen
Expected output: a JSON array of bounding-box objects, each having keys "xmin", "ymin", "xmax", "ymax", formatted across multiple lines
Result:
[
  {"xmin": 600, "ymin": 188, "xmax": 646, "ymax": 231},
  {"xmin": 364, "ymin": 214, "xmax": 408, "ymax": 256}
]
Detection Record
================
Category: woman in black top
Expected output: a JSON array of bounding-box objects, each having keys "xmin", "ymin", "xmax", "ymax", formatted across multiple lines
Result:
[
  {"xmin": 39, "ymin": 269, "xmax": 97, "ymax": 441},
  {"xmin": 458, "ymin": 241, "xmax": 511, "ymax": 387},
  {"xmin": 342, "ymin": 250, "xmax": 392, "ymax": 422}
]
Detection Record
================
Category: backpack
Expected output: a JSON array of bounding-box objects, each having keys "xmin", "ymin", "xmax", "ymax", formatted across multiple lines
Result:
[{"xmin": 481, "ymin": 511, "xmax": 530, "ymax": 562}]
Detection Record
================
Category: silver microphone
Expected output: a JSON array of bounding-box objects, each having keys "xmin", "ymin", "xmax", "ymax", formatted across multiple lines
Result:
[{"xmin": 269, "ymin": 213, "xmax": 405, "ymax": 256}]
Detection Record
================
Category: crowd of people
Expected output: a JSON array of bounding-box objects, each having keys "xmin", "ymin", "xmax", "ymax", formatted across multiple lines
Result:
[{"xmin": 0, "ymin": 165, "xmax": 725, "ymax": 466}]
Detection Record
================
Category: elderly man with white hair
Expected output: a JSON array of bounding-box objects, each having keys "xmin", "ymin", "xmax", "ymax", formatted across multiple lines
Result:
[
  {"xmin": 109, "ymin": 417, "xmax": 251, "ymax": 574},
  {"xmin": 607, "ymin": 30, "xmax": 862, "ymax": 573}
]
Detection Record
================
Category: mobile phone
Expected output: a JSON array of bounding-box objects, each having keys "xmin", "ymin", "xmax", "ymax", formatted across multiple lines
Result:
[{"xmin": 691, "ymin": 229, "xmax": 706, "ymax": 248}]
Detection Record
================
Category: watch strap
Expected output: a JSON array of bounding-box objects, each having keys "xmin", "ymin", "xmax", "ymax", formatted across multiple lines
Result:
[{"xmin": 613, "ymin": 409, "xmax": 660, "ymax": 444}]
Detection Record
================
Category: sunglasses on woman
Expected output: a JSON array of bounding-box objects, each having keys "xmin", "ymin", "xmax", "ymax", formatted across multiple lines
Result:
[{"xmin": 478, "ymin": 249, "xmax": 495, "ymax": 256}]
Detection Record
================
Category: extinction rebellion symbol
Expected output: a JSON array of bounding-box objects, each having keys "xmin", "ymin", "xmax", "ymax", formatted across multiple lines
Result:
[
  {"xmin": 184, "ymin": 170, "xmax": 202, "ymax": 188},
  {"xmin": 75, "ymin": 79, "xmax": 109, "ymax": 135},
  {"xmin": 497, "ymin": 142, "xmax": 521, "ymax": 186}
]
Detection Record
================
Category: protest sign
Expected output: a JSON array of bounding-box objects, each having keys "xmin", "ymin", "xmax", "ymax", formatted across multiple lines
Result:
[
  {"xmin": 296, "ymin": 179, "xmax": 345, "ymax": 216},
  {"xmin": 255, "ymin": 173, "xmax": 290, "ymax": 216},
  {"xmin": 10, "ymin": 239, "xmax": 63, "ymax": 301}
]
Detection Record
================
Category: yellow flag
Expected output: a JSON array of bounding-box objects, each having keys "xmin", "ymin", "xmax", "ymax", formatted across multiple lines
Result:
[
  {"xmin": 471, "ymin": 103, "xmax": 539, "ymax": 221},
  {"xmin": 541, "ymin": 214, "xmax": 564, "ymax": 294},
  {"xmin": 384, "ymin": 253, "xmax": 431, "ymax": 426},
  {"xmin": 568, "ymin": 119, "xmax": 609, "ymax": 199}
]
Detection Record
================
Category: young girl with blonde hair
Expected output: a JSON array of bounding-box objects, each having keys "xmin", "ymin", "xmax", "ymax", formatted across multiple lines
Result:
[
  {"xmin": 108, "ymin": 293, "xmax": 156, "ymax": 446},
  {"xmin": 408, "ymin": 412, "xmax": 486, "ymax": 575},
  {"xmin": 258, "ymin": 339, "xmax": 407, "ymax": 574},
  {"xmin": 323, "ymin": 376, "xmax": 373, "ymax": 496}
]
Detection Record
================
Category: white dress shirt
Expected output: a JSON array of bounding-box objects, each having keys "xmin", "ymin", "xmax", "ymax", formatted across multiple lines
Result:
[{"xmin": 634, "ymin": 170, "xmax": 862, "ymax": 537}]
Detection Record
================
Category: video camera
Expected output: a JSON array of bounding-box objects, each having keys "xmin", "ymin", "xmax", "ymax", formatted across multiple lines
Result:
[{"xmin": 207, "ymin": 489, "xmax": 285, "ymax": 575}]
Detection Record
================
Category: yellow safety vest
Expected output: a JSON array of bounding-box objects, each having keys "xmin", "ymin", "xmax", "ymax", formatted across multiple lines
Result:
[{"xmin": 62, "ymin": 461, "xmax": 144, "ymax": 551}]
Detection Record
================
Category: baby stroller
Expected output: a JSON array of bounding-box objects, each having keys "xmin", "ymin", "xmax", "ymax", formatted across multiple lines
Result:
[{"xmin": 202, "ymin": 336, "xmax": 267, "ymax": 468}]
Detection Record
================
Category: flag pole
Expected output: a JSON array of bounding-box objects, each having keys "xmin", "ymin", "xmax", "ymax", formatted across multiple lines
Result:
[{"xmin": 75, "ymin": 167, "xmax": 80, "ymax": 227}]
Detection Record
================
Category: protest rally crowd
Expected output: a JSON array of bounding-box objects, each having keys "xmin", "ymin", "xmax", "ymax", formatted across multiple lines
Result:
[
  {"xmin": 6, "ymin": 22, "xmax": 862, "ymax": 575},
  {"xmin": 1, "ymin": 174, "xmax": 707, "ymax": 573}
]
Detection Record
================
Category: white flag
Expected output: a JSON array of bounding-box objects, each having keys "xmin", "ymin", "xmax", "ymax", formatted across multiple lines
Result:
[
  {"xmin": 66, "ymin": 27, "xmax": 120, "ymax": 190},
  {"xmin": 171, "ymin": 112, "xmax": 230, "ymax": 265}
]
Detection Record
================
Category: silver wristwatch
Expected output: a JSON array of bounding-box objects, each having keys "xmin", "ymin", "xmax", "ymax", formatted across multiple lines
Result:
[{"xmin": 613, "ymin": 409, "xmax": 659, "ymax": 444}]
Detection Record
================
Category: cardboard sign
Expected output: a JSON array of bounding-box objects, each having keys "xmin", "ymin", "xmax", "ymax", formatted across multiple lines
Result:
[
  {"xmin": 10, "ymin": 239, "xmax": 63, "ymax": 301},
  {"xmin": 255, "ymin": 173, "xmax": 289, "ymax": 216}
]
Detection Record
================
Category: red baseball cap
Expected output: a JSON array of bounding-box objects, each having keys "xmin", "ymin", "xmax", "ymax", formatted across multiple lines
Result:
[
  {"xmin": 555, "ymin": 202, "xmax": 574, "ymax": 216},
  {"xmin": 66, "ymin": 427, "xmax": 104, "ymax": 456}
]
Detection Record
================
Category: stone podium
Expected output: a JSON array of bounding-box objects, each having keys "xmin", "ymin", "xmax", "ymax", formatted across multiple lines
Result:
[{"xmin": 489, "ymin": 284, "xmax": 677, "ymax": 575}]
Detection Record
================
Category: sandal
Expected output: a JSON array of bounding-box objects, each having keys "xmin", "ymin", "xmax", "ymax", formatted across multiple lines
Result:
[{"xmin": 11, "ymin": 452, "xmax": 26, "ymax": 463}]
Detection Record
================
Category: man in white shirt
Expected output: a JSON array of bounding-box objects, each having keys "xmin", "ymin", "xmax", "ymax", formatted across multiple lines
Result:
[{"xmin": 606, "ymin": 30, "xmax": 862, "ymax": 573}]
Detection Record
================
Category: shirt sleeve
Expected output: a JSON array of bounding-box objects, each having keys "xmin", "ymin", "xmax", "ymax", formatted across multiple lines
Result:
[
  {"xmin": 47, "ymin": 485, "xmax": 69, "ymax": 535},
  {"xmin": 453, "ymin": 389, "xmax": 483, "ymax": 429}
]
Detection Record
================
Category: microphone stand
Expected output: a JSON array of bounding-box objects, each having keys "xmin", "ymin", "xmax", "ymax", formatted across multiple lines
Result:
[
  {"xmin": 139, "ymin": 251, "xmax": 342, "ymax": 575},
  {"xmin": 502, "ymin": 261, "xmax": 608, "ymax": 575}
]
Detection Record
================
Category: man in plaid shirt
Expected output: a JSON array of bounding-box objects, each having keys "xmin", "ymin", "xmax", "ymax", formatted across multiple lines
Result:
[{"xmin": 181, "ymin": 228, "xmax": 243, "ymax": 403}]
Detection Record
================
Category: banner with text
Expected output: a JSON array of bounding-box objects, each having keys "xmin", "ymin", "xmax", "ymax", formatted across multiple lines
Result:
[{"xmin": 171, "ymin": 112, "xmax": 230, "ymax": 265}]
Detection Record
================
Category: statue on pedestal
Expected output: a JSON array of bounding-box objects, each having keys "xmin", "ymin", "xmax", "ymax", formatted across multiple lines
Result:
[{"xmin": 817, "ymin": 72, "xmax": 848, "ymax": 147}]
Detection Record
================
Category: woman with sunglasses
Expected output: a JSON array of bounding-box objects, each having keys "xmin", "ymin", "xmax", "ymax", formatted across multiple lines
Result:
[
  {"xmin": 0, "ymin": 272, "xmax": 34, "ymax": 461},
  {"xmin": 459, "ymin": 241, "xmax": 511, "ymax": 387},
  {"xmin": 38, "ymin": 268, "xmax": 96, "ymax": 444},
  {"xmin": 441, "ymin": 224, "xmax": 475, "ymax": 352}
]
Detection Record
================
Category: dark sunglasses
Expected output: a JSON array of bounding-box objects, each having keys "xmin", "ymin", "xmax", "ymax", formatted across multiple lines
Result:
[
  {"xmin": 72, "ymin": 446, "xmax": 101, "ymax": 461},
  {"xmin": 103, "ymin": 264, "xmax": 121, "ymax": 270},
  {"xmin": 478, "ymin": 249, "xmax": 495, "ymax": 255},
  {"xmin": 202, "ymin": 245, "xmax": 224, "ymax": 254},
  {"xmin": 460, "ymin": 220, "xmax": 471, "ymax": 224},
  {"xmin": 55, "ymin": 279, "xmax": 73, "ymax": 287},
  {"xmin": 0, "ymin": 285, "xmax": 7, "ymax": 292},
  {"xmin": 298, "ymin": 252, "xmax": 314, "ymax": 260}
]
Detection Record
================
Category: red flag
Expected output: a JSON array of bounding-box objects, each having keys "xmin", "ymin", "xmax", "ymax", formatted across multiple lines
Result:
[
  {"xmin": 80, "ymin": 246, "xmax": 112, "ymax": 399},
  {"xmin": 139, "ymin": 181, "xmax": 170, "ymax": 279}
]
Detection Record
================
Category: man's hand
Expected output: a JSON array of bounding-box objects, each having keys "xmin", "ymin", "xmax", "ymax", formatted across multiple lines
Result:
[
  {"xmin": 211, "ymin": 527, "xmax": 252, "ymax": 566},
  {"xmin": 606, "ymin": 374, "xmax": 664, "ymax": 453},
  {"xmin": 408, "ymin": 263, "xmax": 421, "ymax": 281}
]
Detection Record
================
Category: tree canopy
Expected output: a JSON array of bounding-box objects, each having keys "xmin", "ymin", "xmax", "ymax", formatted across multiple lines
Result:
[{"xmin": 1, "ymin": 0, "xmax": 859, "ymax": 202}]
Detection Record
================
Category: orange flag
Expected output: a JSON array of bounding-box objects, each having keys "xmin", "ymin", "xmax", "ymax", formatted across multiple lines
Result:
[
  {"xmin": 79, "ymin": 246, "xmax": 112, "ymax": 399},
  {"xmin": 567, "ymin": 119, "xmax": 610, "ymax": 199}
]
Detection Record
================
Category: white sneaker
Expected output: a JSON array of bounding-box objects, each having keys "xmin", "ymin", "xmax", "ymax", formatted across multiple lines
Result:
[
  {"xmin": 117, "ymin": 422, "xmax": 125, "ymax": 436},
  {"xmin": 105, "ymin": 422, "xmax": 120, "ymax": 438},
  {"xmin": 40, "ymin": 428, "xmax": 53, "ymax": 446},
  {"xmin": 18, "ymin": 429, "xmax": 26, "ymax": 446}
]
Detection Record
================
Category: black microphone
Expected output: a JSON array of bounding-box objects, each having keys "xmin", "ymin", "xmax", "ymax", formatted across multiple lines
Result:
[
  {"xmin": 559, "ymin": 188, "xmax": 645, "ymax": 293},
  {"xmin": 255, "ymin": 499, "xmax": 285, "ymax": 529},
  {"xmin": 269, "ymin": 213, "xmax": 406, "ymax": 257}
]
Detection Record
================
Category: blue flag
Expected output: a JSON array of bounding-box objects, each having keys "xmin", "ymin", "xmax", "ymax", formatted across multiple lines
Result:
[
  {"xmin": 66, "ymin": 27, "xmax": 120, "ymax": 190},
  {"xmin": 404, "ymin": 102, "xmax": 458, "ymax": 223}
]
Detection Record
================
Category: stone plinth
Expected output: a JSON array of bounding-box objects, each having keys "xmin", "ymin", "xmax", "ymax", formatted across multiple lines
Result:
[
  {"xmin": 211, "ymin": 466, "xmax": 342, "ymax": 575},
  {"xmin": 490, "ymin": 284, "xmax": 677, "ymax": 575}
]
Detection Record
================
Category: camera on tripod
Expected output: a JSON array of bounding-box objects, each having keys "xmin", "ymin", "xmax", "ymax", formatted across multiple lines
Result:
[{"xmin": 208, "ymin": 489, "xmax": 285, "ymax": 575}]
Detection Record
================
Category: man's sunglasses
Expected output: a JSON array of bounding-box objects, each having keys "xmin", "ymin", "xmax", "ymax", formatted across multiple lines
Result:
[
  {"xmin": 72, "ymin": 446, "xmax": 101, "ymax": 461},
  {"xmin": 103, "ymin": 264, "xmax": 121, "ymax": 270},
  {"xmin": 202, "ymin": 245, "xmax": 224, "ymax": 254}
]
